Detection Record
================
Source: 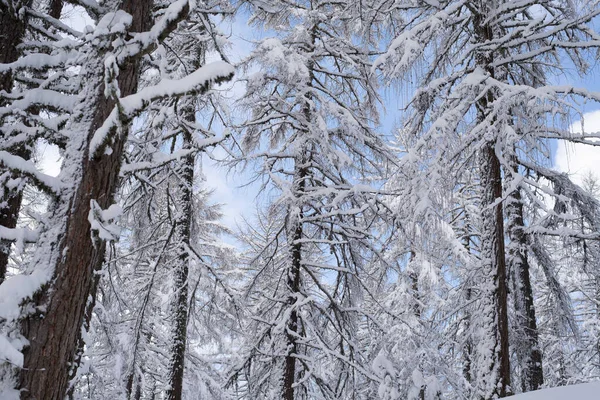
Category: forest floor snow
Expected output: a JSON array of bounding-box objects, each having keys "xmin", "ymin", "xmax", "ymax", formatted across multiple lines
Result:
[{"xmin": 511, "ymin": 381, "xmax": 600, "ymax": 399}]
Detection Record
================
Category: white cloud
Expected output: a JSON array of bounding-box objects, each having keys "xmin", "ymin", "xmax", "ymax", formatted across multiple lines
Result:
[{"xmin": 554, "ymin": 109, "xmax": 600, "ymax": 185}]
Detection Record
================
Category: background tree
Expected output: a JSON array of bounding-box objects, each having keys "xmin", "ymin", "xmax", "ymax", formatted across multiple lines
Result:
[
  {"xmin": 374, "ymin": 0, "xmax": 600, "ymax": 397},
  {"xmin": 227, "ymin": 0, "xmax": 392, "ymax": 398}
]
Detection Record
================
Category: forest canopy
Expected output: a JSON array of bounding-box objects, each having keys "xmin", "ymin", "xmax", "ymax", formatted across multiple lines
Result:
[{"xmin": 0, "ymin": 0, "xmax": 600, "ymax": 399}]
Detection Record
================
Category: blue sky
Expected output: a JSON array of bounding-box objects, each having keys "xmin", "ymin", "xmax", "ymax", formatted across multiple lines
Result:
[
  {"xmin": 38, "ymin": 6, "xmax": 600, "ymax": 231},
  {"xmin": 201, "ymin": 15, "xmax": 600, "ymax": 230}
]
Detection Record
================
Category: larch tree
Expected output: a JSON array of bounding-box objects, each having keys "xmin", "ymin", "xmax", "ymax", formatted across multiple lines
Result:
[
  {"xmin": 67, "ymin": 3, "xmax": 238, "ymax": 398},
  {"xmin": 0, "ymin": 0, "xmax": 63, "ymax": 283},
  {"xmin": 374, "ymin": 0, "xmax": 600, "ymax": 397},
  {"xmin": 0, "ymin": 0, "xmax": 234, "ymax": 398},
  {"xmin": 1, "ymin": 0, "xmax": 600, "ymax": 399},
  {"xmin": 0, "ymin": 0, "xmax": 32, "ymax": 284},
  {"xmin": 227, "ymin": 0, "xmax": 392, "ymax": 398}
]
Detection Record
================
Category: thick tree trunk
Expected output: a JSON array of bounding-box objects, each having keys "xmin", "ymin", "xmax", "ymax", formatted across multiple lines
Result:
[
  {"xmin": 18, "ymin": 1, "xmax": 152, "ymax": 399},
  {"xmin": 477, "ymin": 144, "xmax": 511, "ymax": 398},
  {"xmin": 0, "ymin": 1, "xmax": 32, "ymax": 284},
  {"xmin": 506, "ymin": 155, "xmax": 543, "ymax": 392},
  {"xmin": 472, "ymin": 2, "xmax": 511, "ymax": 397},
  {"xmin": 0, "ymin": 2, "xmax": 29, "ymax": 95}
]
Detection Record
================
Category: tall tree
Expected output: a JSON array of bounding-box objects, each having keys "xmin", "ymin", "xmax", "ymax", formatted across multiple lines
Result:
[
  {"xmin": 228, "ymin": 0, "xmax": 391, "ymax": 398},
  {"xmin": 65, "ymin": 4, "xmax": 237, "ymax": 397},
  {"xmin": 374, "ymin": 0, "xmax": 600, "ymax": 397},
  {"xmin": 0, "ymin": 0, "xmax": 32, "ymax": 283},
  {"xmin": 505, "ymin": 153, "xmax": 543, "ymax": 392},
  {"xmin": 0, "ymin": 1, "xmax": 234, "ymax": 398},
  {"xmin": 0, "ymin": 0, "xmax": 63, "ymax": 282}
]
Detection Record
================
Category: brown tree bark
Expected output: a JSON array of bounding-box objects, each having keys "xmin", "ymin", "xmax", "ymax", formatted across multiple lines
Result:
[
  {"xmin": 463, "ymin": 287, "xmax": 473, "ymax": 384},
  {"xmin": 281, "ymin": 25, "xmax": 317, "ymax": 398},
  {"xmin": 478, "ymin": 144, "xmax": 511, "ymax": 398},
  {"xmin": 18, "ymin": 1, "xmax": 152, "ymax": 399},
  {"xmin": 165, "ymin": 127, "xmax": 194, "ymax": 400},
  {"xmin": 282, "ymin": 155, "xmax": 307, "ymax": 400},
  {"xmin": 0, "ymin": 1, "xmax": 30, "ymax": 95},
  {"xmin": 473, "ymin": 2, "xmax": 511, "ymax": 396}
]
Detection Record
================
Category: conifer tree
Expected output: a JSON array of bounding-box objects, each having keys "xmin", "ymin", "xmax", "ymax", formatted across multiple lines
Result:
[
  {"xmin": 374, "ymin": 0, "xmax": 600, "ymax": 397},
  {"xmin": 228, "ymin": 0, "xmax": 391, "ymax": 398},
  {"xmin": 0, "ymin": 1, "xmax": 233, "ymax": 397}
]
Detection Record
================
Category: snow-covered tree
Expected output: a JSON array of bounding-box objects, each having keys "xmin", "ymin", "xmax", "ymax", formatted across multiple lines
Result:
[
  {"xmin": 0, "ymin": 0, "xmax": 64, "ymax": 283},
  {"xmin": 0, "ymin": 1, "xmax": 234, "ymax": 398},
  {"xmin": 227, "ymin": 0, "xmax": 392, "ymax": 398},
  {"xmin": 374, "ymin": 0, "xmax": 600, "ymax": 397}
]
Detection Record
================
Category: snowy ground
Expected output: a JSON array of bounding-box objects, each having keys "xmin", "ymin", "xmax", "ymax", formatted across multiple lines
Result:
[{"xmin": 512, "ymin": 381, "xmax": 600, "ymax": 399}]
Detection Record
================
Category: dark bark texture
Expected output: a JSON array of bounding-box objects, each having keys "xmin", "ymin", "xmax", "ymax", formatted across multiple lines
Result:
[
  {"xmin": 165, "ymin": 128, "xmax": 194, "ymax": 400},
  {"xmin": 18, "ymin": 1, "xmax": 152, "ymax": 399},
  {"xmin": 473, "ymin": 2, "xmax": 511, "ymax": 396},
  {"xmin": 480, "ymin": 144, "xmax": 511, "ymax": 398},
  {"xmin": 283, "ymin": 157, "xmax": 306, "ymax": 400},
  {"xmin": 506, "ymin": 157, "xmax": 543, "ymax": 392}
]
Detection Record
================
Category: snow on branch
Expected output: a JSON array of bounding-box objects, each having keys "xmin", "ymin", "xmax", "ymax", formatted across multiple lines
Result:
[
  {"xmin": 24, "ymin": 8, "xmax": 84, "ymax": 38},
  {"xmin": 0, "ymin": 51, "xmax": 76, "ymax": 73},
  {"xmin": 89, "ymin": 60, "xmax": 234, "ymax": 159},
  {"xmin": 0, "ymin": 89, "xmax": 77, "ymax": 118},
  {"xmin": 0, "ymin": 151, "xmax": 63, "ymax": 195},
  {"xmin": 88, "ymin": 200, "xmax": 122, "ymax": 242},
  {"xmin": 116, "ymin": 0, "xmax": 191, "ymax": 63},
  {"xmin": 0, "ymin": 226, "xmax": 39, "ymax": 244}
]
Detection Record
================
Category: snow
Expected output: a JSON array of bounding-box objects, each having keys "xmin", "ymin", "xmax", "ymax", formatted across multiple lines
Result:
[
  {"xmin": 93, "ymin": 10, "xmax": 132, "ymax": 37},
  {"xmin": 555, "ymin": 109, "xmax": 600, "ymax": 185},
  {"xmin": 0, "ymin": 151, "xmax": 63, "ymax": 194},
  {"xmin": 89, "ymin": 60, "xmax": 234, "ymax": 157},
  {"xmin": 0, "ymin": 335, "xmax": 23, "ymax": 368},
  {"xmin": 511, "ymin": 381, "xmax": 600, "ymax": 400},
  {"xmin": 0, "ymin": 52, "xmax": 75, "ymax": 72},
  {"xmin": 0, "ymin": 227, "xmax": 38, "ymax": 243},
  {"xmin": 88, "ymin": 200, "xmax": 122, "ymax": 242},
  {"xmin": 0, "ymin": 270, "xmax": 53, "ymax": 321},
  {"xmin": 0, "ymin": 89, "xmax": 77, "ymax": 115}
]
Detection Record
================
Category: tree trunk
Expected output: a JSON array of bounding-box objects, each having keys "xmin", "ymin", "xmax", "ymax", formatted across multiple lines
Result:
[
  {"xmin": 505, "ymin": 155, "xmax": 543, "ymax": 392},
  {"xmin": 282, "ymin": 25, "xmax": 316, "ymax": 398},
  {"xmin": 477, "ymin": 143, "xmax": 511, "ymax": 398},
  {"xmin": 18, "ymin": 1, "xmax": 151, "ymax": 399},
  {"xmin": 165, "ymin": 128, "xmax": 194, "ymax": 400},
  {"xmin": 283, "ymin": 155, "xmax": 306, "ymax": 400},
  {"xmin": 472, "ymin": 2, "xmax": 511, "ymax": 397},
  {"xmin": 0, "ymin": 1, "xmax": 29, "ymax": 95},
  {"xmin": 409, "ymin": 250, "xmax": 422, "ymax": 318},
  {"xmin": 463, "ymin": 286, "xmax": 473, "ymax": 384},
  {"xmin": 462, "ymin": 228, "xmax": 474, "ymax": 385},
  {"xmin": 0, "ymin": 0, "xmax": 32, "ymax": 284}
]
